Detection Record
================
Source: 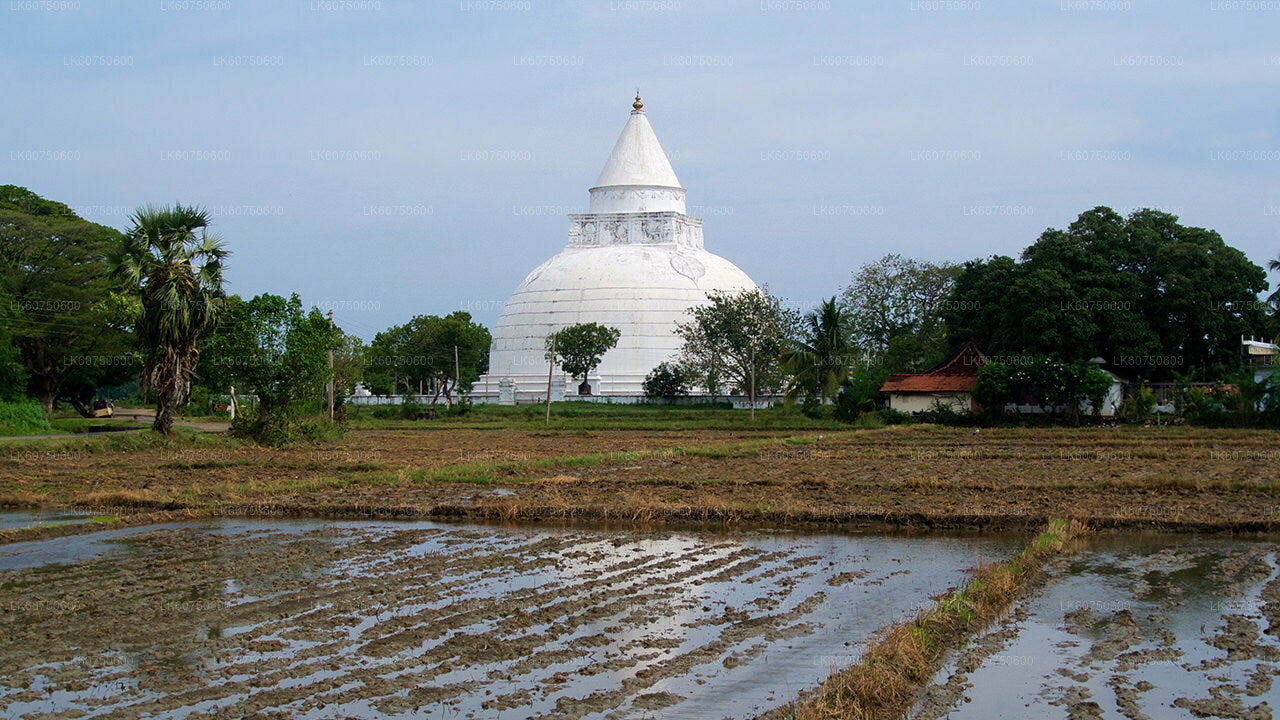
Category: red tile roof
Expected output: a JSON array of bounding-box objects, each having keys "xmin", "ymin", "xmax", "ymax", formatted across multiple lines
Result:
[{"xmin": 880, "ymin": 342, "xmax": 987, "ymax": 394}]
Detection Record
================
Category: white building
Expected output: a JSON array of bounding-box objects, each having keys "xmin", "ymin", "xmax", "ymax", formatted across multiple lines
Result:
[
  {"xmin": 474, "ymin": 96, "xmax": 758, "ymax": 403},
  {"xmin": 1242, "ymin": 336, "xmax": 1278, "ymax": 384}
]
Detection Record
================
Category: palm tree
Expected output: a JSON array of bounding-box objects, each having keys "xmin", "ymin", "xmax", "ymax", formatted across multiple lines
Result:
[
  {"xmin": 108, "ymin": 204, "xmax": 227, "ymax": 434},
  {"xmin": 784, "ymin": 296, "xmax": 854, "ymax": 404},
  {"xmin": 1269, "ymin": 255, "xmax": 1280, "ymax": 305}
]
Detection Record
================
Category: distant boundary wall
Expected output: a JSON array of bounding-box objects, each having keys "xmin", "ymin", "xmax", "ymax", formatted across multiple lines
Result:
[{"xmin": 346, "ymin": 393, "xmax": 783, "ymax": 409}]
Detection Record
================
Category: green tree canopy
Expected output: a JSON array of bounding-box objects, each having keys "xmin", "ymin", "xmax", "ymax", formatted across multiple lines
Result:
[
  {"xmin": 676, "ymin": 289, "xmax": 801, "ymax": 397},
  {"xmin": 642, "ymin": 361, "xmax": 691, "ymax": 401},
  {"xmin": 944, "ymin": 207, "xmax": 1268, "ymax": 381},
  {"xmin": 783, "ymin": 296, "xmax": 854, "ymax": 404},
  {"xmin": 0, "ymin": 185, "xmax": 135, "ymax": 416},
  {"xmin": 973, "ymin": 358, "xmax": 1114, "ymax": 423},
  {"xmin": 841, "ymin": 253, "xmax": 959, "ymax": 373},
  {"xmin": 331, "ymin": 332, "xmax": 366, "ymax": 398},
  {"xmin": 366, "ymin": 311, "xmax": 490, "ymax": 405},
  {"xmin": 0, "ymin": 288, "xmax": 29, "ymax": 401},
  {"xmin": 545, "ymin": 322, "xmax": 620, "ymax": 393},
  {"xmin": 1267, "ymin": 254, "xmax": 1280, "ymax": 340},
  {"xmin": 108, "ymin": 203, "xmax": 228, "ymax": 434},
  {"xmin": 201, "ymin": 293, "xmax": 337, "ymax": 439}
]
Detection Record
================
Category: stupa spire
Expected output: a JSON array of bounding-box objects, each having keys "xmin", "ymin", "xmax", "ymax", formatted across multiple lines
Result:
[{"xmin": 589, "ymin": 95, "xmax": 684, "ymax": 213}]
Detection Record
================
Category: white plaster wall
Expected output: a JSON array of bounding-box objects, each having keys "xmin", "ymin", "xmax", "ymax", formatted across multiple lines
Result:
[
  {"xmin": 483, "ymin": 243, "xmax": 756, "ymax": 395},
  {"xmin": 889, "ymin": 393, "xmax": 973, "ymax": 414}
]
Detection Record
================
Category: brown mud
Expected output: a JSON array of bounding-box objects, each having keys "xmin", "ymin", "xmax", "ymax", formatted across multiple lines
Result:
[
  {"xmin": 2, "ymin": 426, "xmax": 1278, "ymax": 533},
  {"xmin": 0, "ymin": 520, "xmax": 1014, "ymax": 719},
  {"xmin": 910, "ymin": 536, "xmax": 1280, "ymax": 720}
]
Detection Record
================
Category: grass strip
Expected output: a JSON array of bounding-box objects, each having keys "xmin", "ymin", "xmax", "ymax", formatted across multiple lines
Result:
[
  {"xmin": 786, "ymin": 517, "xmax": 1085, "ymax": 720},
  {"xmin": 0, "ymin": 429, "xmax": 241, "ymax": 458}
]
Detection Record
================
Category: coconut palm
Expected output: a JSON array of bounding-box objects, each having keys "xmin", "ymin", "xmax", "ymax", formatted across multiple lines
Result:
[
  {"xmin": 784, "ymin": 296, "xmax": 854, "ymax": 404},
  {"xmin": 108, "ymin": 204, "xmax": 227, "ymax": 434},
  {"xmin": 1270, "ymin": 254, "xmax": 1280, "ymax": 304}
]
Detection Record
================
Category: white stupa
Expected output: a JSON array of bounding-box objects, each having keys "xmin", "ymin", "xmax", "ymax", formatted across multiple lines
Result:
[{"xmin": 477, "ymin": 95, "xmax": 758, "ymax": 402}]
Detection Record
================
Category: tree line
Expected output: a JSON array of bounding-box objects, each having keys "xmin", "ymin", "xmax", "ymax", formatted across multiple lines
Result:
[
  {"xmin": 646, "ymin": 206, "xmax": 1279, "ymax": 424},
  {"xmin": 3, "ymin": 183, "xmax": 1277, "ymax": 434},
  {"xmin": 0, "ymin": 185, "xmax": 488, "ymax": 442}
]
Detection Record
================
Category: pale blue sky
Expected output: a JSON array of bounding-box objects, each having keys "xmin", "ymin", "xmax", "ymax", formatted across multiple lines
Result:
[{"xmin": 3, "ymin": 0, "xmax": 1278, "ymax": 339}]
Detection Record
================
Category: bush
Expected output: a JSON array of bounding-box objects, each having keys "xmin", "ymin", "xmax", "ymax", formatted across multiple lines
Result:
[
  {"xmin": 399, "ymin": 399, "xmax": 436, "ymax": 420},
  {"xmin": 916, "ymin": 400, "xmax": 979, "ymax": 426},
  {"xmin": 800, "ymin": 395, "xmax": 830, "ymax": 419},
  {"xmin": 876, "ymin": 407, "xmax": 914, "ymax": 425},
  {"xmin": 643, "ymin": 362, "xmax": 691, "ymax": 400},
  {"xmin": 295, "ymin": 419, "xmax": 344, "ymax": 444},
  {"xmin": 184, "ymin": 386, "xmax": 210, "ymax": 415},
  {"xmin": 849, "ymin": 410, "xmax": 885, "ymax": 428},
  {"xmin": 231, "ymin": 406, "xmax": 343, "ymax": 447},
  {"xmin": 833, "ymin": 389, "xmax": 859, "ymax": 423},
  {"xmin": 1120, "ymin": 381, "xmax": 1157, "ymax": 424},
  {"xmin": 0, "ymin": 400, "xmax": 53, "ymax": 435}
]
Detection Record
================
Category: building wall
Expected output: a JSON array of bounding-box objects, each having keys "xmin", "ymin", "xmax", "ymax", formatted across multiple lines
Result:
[{"xmin": 888, "ymin": 393, "xmax": 973, "ymax": 414}]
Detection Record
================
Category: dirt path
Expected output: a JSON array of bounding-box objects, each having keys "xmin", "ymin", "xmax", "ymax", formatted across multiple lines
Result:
[{"xmin": 110, "ymin": 407, "xmax": 231, "ymax": 433}]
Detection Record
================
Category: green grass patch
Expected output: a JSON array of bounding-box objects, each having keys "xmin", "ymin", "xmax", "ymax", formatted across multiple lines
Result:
[
  {"xmin": 0, "ymin": 428, "xmax": 243, "ymax": 459},
  {"xmin": 160, "ymin": 459, "xmax": 263, "ymax": 470}
]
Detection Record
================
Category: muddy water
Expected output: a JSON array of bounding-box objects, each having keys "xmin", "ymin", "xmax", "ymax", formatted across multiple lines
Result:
[
  {"xmin": 914, "ymin": 534, "xmax": 1280, "ymax": 720},
  {"xmin": 0, "ymin": 511, "xmax": 92, "ymax": 533},
  {"xmin": 0, "ymin": 518, "xmax": 1016, "ymax": 719}
]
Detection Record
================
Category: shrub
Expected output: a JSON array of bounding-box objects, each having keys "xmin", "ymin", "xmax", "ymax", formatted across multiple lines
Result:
[
  {"xmin": 876, "ymin": 407, "xmax": 913, "ymax": 425},
  {"xmin": 849, "ymin": 410, "xmax": 885, "ymax": 428},
  {"xmin": 231, "ymin": 406, "xmax": 343, "ymax": 447},
  {"xmin": 0, "ymin": 400, "xmax": 53, "ymax": 435},
  {"xmin": 800, "ymin": 395, "xmax": 830, "ymax": 419},
  {"xmin": 917, "ymin": 400, "xmax": 979, "ymax": 426},
  {"xmin": 1121, "ymin": 381, "xmax": 1156, "ymax": 423},
  {"xmin": 643, "ymin": 362, "xmax": 691, "ymax": 400},
  {"xmin": 184, "ymin": 386, "xmax": 210, "ymax": 415}
]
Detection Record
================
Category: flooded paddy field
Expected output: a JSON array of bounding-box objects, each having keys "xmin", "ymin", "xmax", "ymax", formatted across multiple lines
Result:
[
  {"xmin": 0, "ymin": 516, "xmax": 1018, "ymax": 719},
  {"xmin": 914, "ymin": 534, "xmax": 1280, "ymax": 720},
  {"xmin": 0, "ymin": 511, "xmax": 92, "ymax": 532}
]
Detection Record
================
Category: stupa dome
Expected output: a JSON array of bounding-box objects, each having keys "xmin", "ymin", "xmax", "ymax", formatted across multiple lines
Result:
[{"xmin": 478, "ymin": 96, "xmax": 758, "ymax": 399}]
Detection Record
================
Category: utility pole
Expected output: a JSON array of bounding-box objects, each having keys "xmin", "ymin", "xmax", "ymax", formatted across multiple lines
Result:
[
  {"xmin": 454, "ymin": 345, "xmax": 460, "ymax": 392},
  {"xmin": 545, "ymin": 333, "xmax": 556, "ymax": 424},
  {"xmin": 326, "ymin": 311, "xmax": 334, "ymax": 421}
]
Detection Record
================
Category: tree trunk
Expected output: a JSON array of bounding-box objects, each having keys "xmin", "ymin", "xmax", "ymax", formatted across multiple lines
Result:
[
  {"xmin": 152, "ymin": 363, "xmax": 177, "ymax": 435},
  {"xmin": 29, "ymin": 373, "xmax": 58, "ymax": 420},
  {"xmin": 69, "ymin": 395, "xmax": 92, "ymax": 418},
  {"xmin": 150, "ymin": 348, "xmax": 187, "ymax": 435}
]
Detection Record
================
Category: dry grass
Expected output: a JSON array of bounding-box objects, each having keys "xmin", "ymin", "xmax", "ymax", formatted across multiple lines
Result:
[
  {"xmin": 788, "ymin": 518, "xmax": 1085, "ymax": 720},
  {"xmin": 2, "ymin": 425, "xmax": 1276, "ymax": 533}
]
